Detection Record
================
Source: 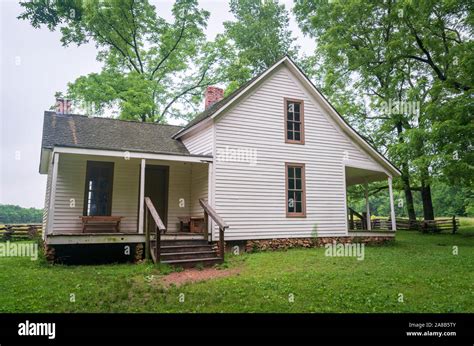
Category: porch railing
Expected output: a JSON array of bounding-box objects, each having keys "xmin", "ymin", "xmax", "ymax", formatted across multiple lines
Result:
[
  {"xmin": 348, "ymin": 207, "xmax": 367, "ymax": 230},
  {"xmin": 144, "ymin": 197, "xmax": 166, "ymax": 263},
  {"xmin": 199, "ymin": 198, "xmax": 229, "ymax": 259}
]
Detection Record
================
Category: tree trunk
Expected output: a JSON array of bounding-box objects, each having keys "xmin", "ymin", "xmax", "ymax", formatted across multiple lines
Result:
[
  {"xmin": 401, "ymin": 171, "xmax": 417, "ymax": 221},
  {"xmin": 396, "ymin": 122, "xmax": 416, "ymax": 221},
  {"xmin": 421, "ymin": 182, "xmax": 435, "ymax": 221}
]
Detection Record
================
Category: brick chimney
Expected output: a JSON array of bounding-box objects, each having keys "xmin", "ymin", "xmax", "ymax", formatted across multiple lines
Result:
[
  {"xmin": 56, "ymin": 98, "xmax": 72, "ymax": 114},
  {"xmin": 204, "ymin": 86, "xmax": 224, "ymax": 109}
]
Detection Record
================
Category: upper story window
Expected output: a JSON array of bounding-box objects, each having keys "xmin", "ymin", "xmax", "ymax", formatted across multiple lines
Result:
[
  {"xmin": 83, "ymin": 161, "xmax": 114, "ymax": 216},
  {"xmin": 285, "ymin": 98, "xmax": 305, "ymax": 144}
]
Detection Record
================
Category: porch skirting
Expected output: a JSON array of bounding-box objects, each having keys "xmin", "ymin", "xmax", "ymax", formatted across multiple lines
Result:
[{"xmin": 44, "ymin": 242, "xmax": 144, "ymax": 264}]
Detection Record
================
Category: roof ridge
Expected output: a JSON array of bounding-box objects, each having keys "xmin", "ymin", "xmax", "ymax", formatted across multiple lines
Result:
[{"xmin": 44, "ymin": 111, "xmax": 184, "ymax": 129}]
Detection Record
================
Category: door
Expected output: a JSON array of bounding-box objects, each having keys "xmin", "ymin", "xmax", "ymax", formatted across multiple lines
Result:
[{"xmin": 145, "ymin": 165, "xmax": 169, "ymax": 231}]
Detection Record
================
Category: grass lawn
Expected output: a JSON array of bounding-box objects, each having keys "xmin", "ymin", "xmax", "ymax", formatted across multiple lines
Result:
[{"xmin": 0, "ymin": 221, "xmax": 473, "ymax": 313}]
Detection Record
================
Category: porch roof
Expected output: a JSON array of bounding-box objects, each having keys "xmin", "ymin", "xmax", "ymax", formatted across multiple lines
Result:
[{"xmin": 42, "ymin": 111, "xmax": 189, "ymax": 156}]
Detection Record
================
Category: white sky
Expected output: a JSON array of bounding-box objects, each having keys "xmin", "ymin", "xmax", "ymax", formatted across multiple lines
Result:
[{"xmin": 0, "ymin": 0, "xmax": 315, "ymax": 208}]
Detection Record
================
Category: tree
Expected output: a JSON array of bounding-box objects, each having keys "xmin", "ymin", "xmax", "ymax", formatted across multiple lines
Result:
[
  {"xmin": 19, "ymin": 0, "xmax": 227, "ymax": 122},
  {"xmin": 221, "ymin": 0, "xmax": 298, "ymax": 93},
  {"xmin": 294, "ymin": 0, "xmax": 473, "ymax": 220},
  {"xmin": 0, "ymin": 205, "xmax": 43, "ymax": 224}
]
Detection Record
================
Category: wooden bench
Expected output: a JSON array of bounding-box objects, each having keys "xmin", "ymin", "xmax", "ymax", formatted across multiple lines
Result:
[
  {"xmin": 79, "ymin": 216, "xmax": 123, "ymax": 233},
  {"xmin": 177, "ymin": 216, "xmax": 205, "ymax": 233},
  {"xmin": 177, "ymin": 216, "xmax": 191, "ymax": 232}
]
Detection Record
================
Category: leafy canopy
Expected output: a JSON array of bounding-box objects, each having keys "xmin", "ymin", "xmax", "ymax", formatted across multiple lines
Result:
[
  {"xmin": 222, "ymin": 0, "xmax": 298, "ymax": 93},
  {"xmin": 19, "ymin": 0, "xmax": 227, "ymax": 122}
]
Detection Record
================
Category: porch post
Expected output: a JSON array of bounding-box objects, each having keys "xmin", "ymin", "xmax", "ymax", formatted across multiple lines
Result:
[
  {"xmin": 47, "ymin": 152, "xmax": 60, "ymax": 235},
  {"xmin": 207, "ymin": 162, "xmax": 213, "ymax": 242},
  {"xmin": 365, "ymin": 182, "xmax": 371, "ymax": 230},
  {"xmin": 388, "ymin": 176, "xmax": 397, "ymax": 231},
  {"xmin": 138, "ymin": 158, "xmax": 146, "ymax": 234}
]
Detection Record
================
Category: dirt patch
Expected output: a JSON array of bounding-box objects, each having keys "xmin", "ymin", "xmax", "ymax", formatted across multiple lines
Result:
[{"xmin": 159, "ymin": 267, "xmax": 241, "ymax": 288}]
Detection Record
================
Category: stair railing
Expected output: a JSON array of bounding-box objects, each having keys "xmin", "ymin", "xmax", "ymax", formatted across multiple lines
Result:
[
  {"xmin": 348, "ymin": 207, "xmax": 367, "ymax": 230},
  {"xmin": 144, "ymin": 197, "xmax": 166, "ymax": 263},
  {"xmin": 199, "ymin": 199, "xmax": 229, "ymax": 260}
]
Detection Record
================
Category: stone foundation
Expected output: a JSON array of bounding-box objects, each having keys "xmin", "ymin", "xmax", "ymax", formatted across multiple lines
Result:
[{"xmin": 244, "ymin": 236, "xmax": 394, "ymax": 253}]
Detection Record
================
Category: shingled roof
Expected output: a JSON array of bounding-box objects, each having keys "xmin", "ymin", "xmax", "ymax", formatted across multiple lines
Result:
[{"xmin": 41, "ymin": 111, "xmax": 190, "ymax": 155}]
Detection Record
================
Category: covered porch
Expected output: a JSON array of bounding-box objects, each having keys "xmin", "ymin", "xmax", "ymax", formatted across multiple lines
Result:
[
  {"xmin": 44, "ymin": 147, "xmax": 213, "ymax": 245},
  {"xmin": 344, "ymin": 160, "xmax": 397, "ymax": 237}
]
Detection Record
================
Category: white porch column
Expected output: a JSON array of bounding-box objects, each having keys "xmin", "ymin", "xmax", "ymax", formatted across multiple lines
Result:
[
  {"xmin": 365, "ymin": 182, "xmax": 371, "ymax": 230},
  {"xmin": 47, "ymin": 152, "xmax": 60, "ymax": 235},
  {"xmin": 388, "ymin": 176, "xmax": 397, "ymax": 231},
  {"xmin": 207, "ymin": 162, "xmax": 213, "ymax": 241},
  {"xmin": 138, "ymin": 158, "xmax": 146, "ymax": 234}
]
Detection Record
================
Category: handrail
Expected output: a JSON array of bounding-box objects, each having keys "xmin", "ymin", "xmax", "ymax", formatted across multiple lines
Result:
[
  {"xmin": 199, "ymin": 198, "xmax": 228, "ymax": 259},
  {"xmin": 145, "ymin": 197, "xmax": 166, "ymax": 231},
  {"xmin": 199, "ymin": 199, "xmax": 228, "ymax": 229},
  {"xmin": 348, "ymin": 207, "xmax": 364, "ymax": 220},
  {"xmin": 348, "ymin": 207, "xmax": 367, "ymax": 230},
  {"xmin": 144, "ymin": 197, "xmax": 166, "ymax": 263}
]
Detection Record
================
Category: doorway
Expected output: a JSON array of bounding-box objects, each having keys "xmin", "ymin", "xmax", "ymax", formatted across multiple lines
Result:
[{"xmin": 145, "ymin": 165, "xmax": 169, "ymax": 231}]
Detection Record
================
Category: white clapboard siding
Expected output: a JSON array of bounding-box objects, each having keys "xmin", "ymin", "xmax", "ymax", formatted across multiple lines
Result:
[
  {"xmin": 190, "ymin": 163, "xmax": 208, "ymax": 217},
  {"xmin": 181, "ymin": 123, "xmax": 214, "ymax": 156},
  {"xmin": 213, "ymin": 64, "xmax": 384, "ymax": 240},
  {"xmin": 52, "ymin": 154, "xmax": 140, "ymax": 233}
]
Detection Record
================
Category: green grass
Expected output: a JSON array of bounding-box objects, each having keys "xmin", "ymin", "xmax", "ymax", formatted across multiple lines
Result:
[{"xmin": 0, "ymin": 224, "xmax": 473, "ymax": 313}]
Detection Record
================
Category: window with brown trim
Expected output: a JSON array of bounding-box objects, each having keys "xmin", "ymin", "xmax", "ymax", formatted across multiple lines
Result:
[
  {"xmin": 83, "ymin": 161, "xmax": 114, "ymax": 216},
  {"xmin": 286, "ymin": 163, "xmax": 306, "ymax": 217},
  {"xmin": 285, "ymin": 98, "xmax": 304, "ymax": 144}
]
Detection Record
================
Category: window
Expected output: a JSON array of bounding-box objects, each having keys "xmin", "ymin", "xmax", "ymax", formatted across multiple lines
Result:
[
  {"xmin": 83, "ymin": 161, "xmax": 114, "ymax": 216},
  {"xmin": 285, "ymin": 98, "xmax": 304, "ymax": 144},
  {"xmin": 286, "ymin": 163, "xmax": 306, "ymax": 217}
]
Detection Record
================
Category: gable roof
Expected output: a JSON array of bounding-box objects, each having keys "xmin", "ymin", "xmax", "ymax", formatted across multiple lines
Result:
[
  {"xmin": 175, "ymin": 55, "xmax": 401, "ymax": 177},
  {"xmin": 41, "ymin": 111, "xmax": 189, "ymax": 156}
]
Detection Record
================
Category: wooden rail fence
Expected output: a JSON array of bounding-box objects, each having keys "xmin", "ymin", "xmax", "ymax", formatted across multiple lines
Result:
[
  {"xmin": 394, "ymin": 216, "xmax": 460, "ymax": 233},
  {"xmin": 0, "ymin": 224, "xmax": 43, "ymax": 241},
  {"xmin": 349, "ymin": 213, "xmax": 460, "ymax": 234}
]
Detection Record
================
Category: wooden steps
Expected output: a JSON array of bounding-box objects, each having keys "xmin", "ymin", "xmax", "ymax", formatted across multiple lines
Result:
[{"xmin": 151, "ymin": 239, "xmax": 222, "ymax": 268}]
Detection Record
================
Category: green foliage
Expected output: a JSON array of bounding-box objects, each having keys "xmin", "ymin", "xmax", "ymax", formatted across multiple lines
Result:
[
  {"xmin": 294, "ymin": 0, "xmax": 473, "ymax": 217},
  {"xmin": 0, "ymin": 205, "xmax": 43, "ymax": 224},
  {"xmin": 221, "ymin": 0, "xmax": 298, "ymax": 91},
  {"xmin": 348, "ymin": 180, "xmax": 474, "ymax": 218},
  {"xmin": 19, "ymin": 0, "xmax": 226, "ymax": 122},
  {"xmin": 1, "ymin": 226, "xmax": 473, "ymax": 312}
]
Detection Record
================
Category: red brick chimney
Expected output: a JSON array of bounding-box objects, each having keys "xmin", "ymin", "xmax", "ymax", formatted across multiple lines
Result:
[
  {"xmin": 204, "ymin": 86, "xmax": 224, "ymax": 109},
  {"xmin": 56, "ymin": 98, "xmax": 72, "ymax": 114}
]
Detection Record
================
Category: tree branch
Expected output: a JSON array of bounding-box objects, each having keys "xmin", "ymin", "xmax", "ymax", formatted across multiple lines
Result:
[
  {"xmin": 150, "ymin": 19, "xmax": 187, "ymax": 79},
  {"xmin": 160, "ymin": 66, "xmax": 210, "ymax": 118}
]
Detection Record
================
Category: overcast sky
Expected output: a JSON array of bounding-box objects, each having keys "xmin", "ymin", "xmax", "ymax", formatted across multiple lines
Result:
[{"xmin": 0, "ymin": 0, "xmax": 315, "ymax": 209}]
